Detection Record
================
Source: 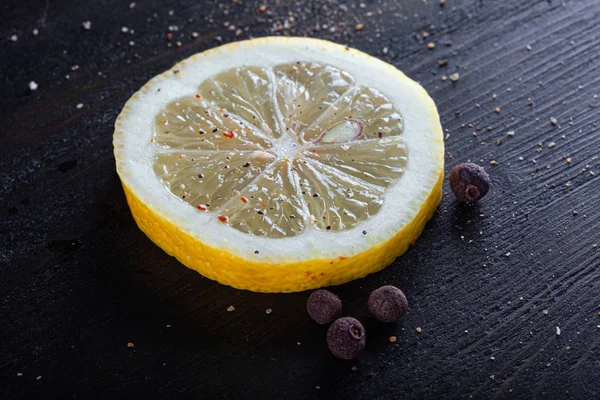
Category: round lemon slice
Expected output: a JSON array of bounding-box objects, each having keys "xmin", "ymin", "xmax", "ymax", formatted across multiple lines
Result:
[{"xmin": 114, "ymin": 37, "xmax": 444, "ymax": 293}]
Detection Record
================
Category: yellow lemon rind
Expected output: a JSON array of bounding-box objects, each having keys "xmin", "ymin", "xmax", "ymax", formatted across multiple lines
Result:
[{"xmin": 121, "ymin": 169, "xmax": 442, "ymax": 293}]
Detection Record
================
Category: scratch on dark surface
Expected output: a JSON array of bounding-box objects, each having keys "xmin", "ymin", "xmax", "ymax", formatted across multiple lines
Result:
[
  {"xmin": 2, "ymin": 89, "xmax": 128, "ymax": 142},
  {"xmin": 39, "ymin": 0, "xmax": 50, "ymax": 28},
  {"xmin": 42, "ymin": 153, "xmax": 113, "ymax": 193}
]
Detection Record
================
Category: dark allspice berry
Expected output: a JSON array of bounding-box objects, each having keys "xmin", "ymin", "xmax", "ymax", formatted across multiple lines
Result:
[
  {"xmin": 368, "ymin": 285, "xmax": 408, "ymax": 323},
  {"xmin": 307, "ymin": 289, "xmax": 342, "ymax": 324},
  {"xmin": 327, "ymin": 317, "xmax": 366, "ymax": 360},
  {"xmin": 449, "ymin": 162, "xmax": 490, "ymax": 203}
]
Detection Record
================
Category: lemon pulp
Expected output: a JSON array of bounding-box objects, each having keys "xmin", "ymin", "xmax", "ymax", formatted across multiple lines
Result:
[{"xmin": 153, "ymin": 63, "xmax": 408, "ymax": 238}]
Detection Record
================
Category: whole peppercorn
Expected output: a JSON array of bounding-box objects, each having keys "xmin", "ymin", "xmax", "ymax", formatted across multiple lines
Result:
[
  {"xmin": 449, "ymin": 162, "xmax": 490, "ymax": 203},
  {"xmin": 368, "ymin": 285, "xmax": 408, "ymax": 323},
  {"xmin": 307, "ymin": 289, "xmax": 342, "ymax": 324},
  {"xmin": 327, "ymin": 317, "xmax": 366, "ymax": 360}
]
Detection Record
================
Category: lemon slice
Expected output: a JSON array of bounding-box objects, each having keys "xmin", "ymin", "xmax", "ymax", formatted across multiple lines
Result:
[{"xmin": 114, "ymin": 37, "xmax": 444, "ymax": 293}]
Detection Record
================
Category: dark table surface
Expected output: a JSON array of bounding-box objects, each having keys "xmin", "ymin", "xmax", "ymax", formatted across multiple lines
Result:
[{"xmin": 2, "ymin": 0, "xmax": 600, "ymax": 398}]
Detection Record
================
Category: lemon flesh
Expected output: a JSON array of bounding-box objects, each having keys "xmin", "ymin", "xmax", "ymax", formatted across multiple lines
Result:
[
  {"xmin": 153, "ymin": 63, "xmax": 407, "ymax": 237},
  {"xmin": 114, "ymin": 37, "xmax": 444, "ymax": 293}
]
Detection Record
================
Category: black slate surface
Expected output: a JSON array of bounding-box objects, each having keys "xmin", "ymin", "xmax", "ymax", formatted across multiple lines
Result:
[{"xmin": 2, "ymin": 0, "xmax": 600, "ymax": 398}]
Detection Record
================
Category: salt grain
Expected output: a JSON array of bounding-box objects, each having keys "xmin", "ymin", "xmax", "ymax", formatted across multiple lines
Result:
[{"xmin": 28, "ymin": 81, "xmax": 38, "ymax": 91}]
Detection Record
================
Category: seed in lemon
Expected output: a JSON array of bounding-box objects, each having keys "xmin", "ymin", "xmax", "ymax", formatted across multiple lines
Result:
[{"xmin": 113, "ymin": 37, "xmax": 444, "ymax": 293}]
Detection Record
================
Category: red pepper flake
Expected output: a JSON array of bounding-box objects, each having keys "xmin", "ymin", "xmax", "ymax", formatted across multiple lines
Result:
[
  {"xmin": 173, "ymin": 69, "xmax": 180, "ymax": 74},
  {"xmin": 240, "ymin": 197, "xmax": 248, "ymax": 203},
  {"xmin": 258, "ymin": 5, "xmax": 267, "ymax": 12},
  {"xmin": 178, "ymin": 154, "xmax": 183, "ymax": 159},
  {"xmin": 262, "ymin": 203, "xmax": 267, "ymax": 208},
  {"xmin": 218, "ymin": 215, "xmax": 228, "ymax": 223},
  {"xmin": 149, "ymin": 138, "xmax": 153, "ymax": 143},
  {"xmin": 166, "ymin": 32, "xmax": 173, "ymax": 41},
  {"xmin": 197, "ymin": 205, "xmax": 207, "ymax": 211},
  {"xmin": 195, "ymin": 94, "xmax": 201, "ymax": 99},
  {"xmin": 223, "ymin": 130, "xmax": 235, "ymax": 138}
]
